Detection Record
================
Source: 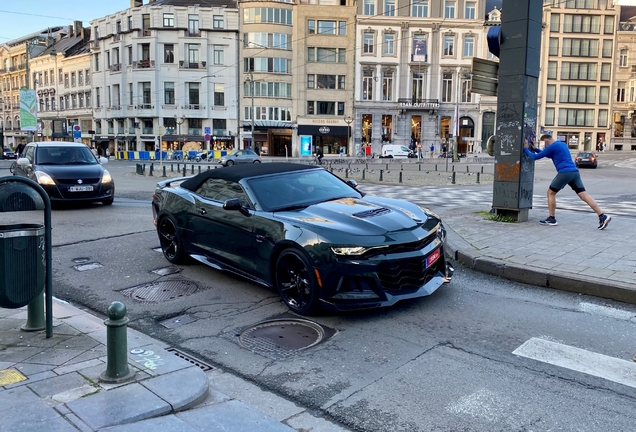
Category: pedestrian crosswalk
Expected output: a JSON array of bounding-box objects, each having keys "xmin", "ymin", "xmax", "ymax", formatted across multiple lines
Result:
[{"xmin": 358, "ymin": 183, "xmax": 636, "ymax": 218}]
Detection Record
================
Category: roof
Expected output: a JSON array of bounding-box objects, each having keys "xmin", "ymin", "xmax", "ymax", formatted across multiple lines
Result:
[
  {"xmin": 28, "ymin": 141, "xmax": 87, "ymax": 148},
  {"xmin": 180, "ymin": 163, "xmax": 316, "ymax": 191},
  {"xmin": 150, "ymin": 0, "xmax": 237, "ymax": 8}
]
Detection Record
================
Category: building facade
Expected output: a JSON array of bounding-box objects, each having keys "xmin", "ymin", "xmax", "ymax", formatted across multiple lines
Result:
[
  {"xmin": 353, "ymin": 0, "xmax": 491, "ymax": 157},
  {"xmin": 539, "ymin": 0, "xmax": 617, "ymax": 151},
  {"xmin": 610, "ymin": 8, "xmax": 636, "ymax": 151},
  {"xmin": 90, "ymin": 0, "xmax": 239, "ymax": 154}
]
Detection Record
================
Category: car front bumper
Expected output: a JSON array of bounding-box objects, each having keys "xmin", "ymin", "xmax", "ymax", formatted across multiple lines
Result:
[{"xmin": 42, "ymin": 182, "xmax": 115, "ymax": 202}]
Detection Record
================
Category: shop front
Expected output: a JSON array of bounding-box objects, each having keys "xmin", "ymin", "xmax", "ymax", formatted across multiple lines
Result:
[
  {"xmin": 297, "ymin": 124, "xmax": 349, "ymax": 156},
  {"xmin": 241, "ymin": 121, "xmax": 293, "ymax": 156},
  {"xmin": 209, "ymin": 135, "xmax": 236, "ymax": 151}
]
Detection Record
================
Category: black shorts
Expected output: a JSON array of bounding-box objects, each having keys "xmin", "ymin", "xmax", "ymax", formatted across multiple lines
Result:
[{"xmin": 549, "ymin": 171, "xmax": 585, "ymax": 194}]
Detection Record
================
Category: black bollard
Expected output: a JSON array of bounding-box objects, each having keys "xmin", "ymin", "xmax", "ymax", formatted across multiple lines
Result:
[
  {"xmin": 162, "ymin": 166, "xmax": 167, "ymax": 177},
  {"xmin": 452, "ymin": 165, "xmax": 455, "ymax": 172},
  {"xmin": 481, "ymin": 166, "xmax": 484, "ymax": 174},
  {"xmin": 466, "ymin": 166, "xmax": 469, "ymax": 173},
  {"xmin": 419, "ymin": 164, "xmax": 422, "ymax": 171},
  {"xmin": 191, "ymin": 164, "xmax": 194, "ymax": 174},
  {"xmin": 149, "ymin": 164, "xmax": 154, "ymax": 176},
  {"xmin": 345, "ymin": 169, "xmax": 349, "ymax": 178},
  {"xmin": 99, "ymin": 302, "xmax": 135, "ymax": 383},
  {"xmin": 380, "ymin": 169, "xmax": 384, "ymax": 181},
  {"xmin": 362, "ymin": 169, "xmax": 366, "ymax": 180},
  {"xmin": 399, "ymin": 172, "xmax": 403, "ymax": 183},
  {"xmin": 198, "ymin": 165, "xmax": 201, "ymax": 174},
  {"xmin": 183, "ymin": 165, "xmax": 186, "ymax": 176},
  {"xmin": 435, "ymin": 164, "xmax": 438, "ymax": 171},
  {"xmin": 171, "ymin": 163, "xmax": 174, "ymax": 172},
  {"xmin": 452, "ymin": 171, "xmax": 456, "ymax": 184},
  {"xmin": 477, "ymin": 172, "xmax": 481, "ymax": 184}
]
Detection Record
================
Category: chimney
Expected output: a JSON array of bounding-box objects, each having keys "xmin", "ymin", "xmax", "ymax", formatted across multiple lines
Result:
[
  {"xmin": 81, "ymin": 27, "xmax": 90, "ymax": 41},
  {"xmin": 68, "ymin": 25, "xmax": 73, "ymax": 37},
  {"xmin": 131, "ymin": 0, "xmax": 143, "ymax": 7},
  {"xmin": 74, "ymin": 21, "xmax": 82, "ymax": 38}
]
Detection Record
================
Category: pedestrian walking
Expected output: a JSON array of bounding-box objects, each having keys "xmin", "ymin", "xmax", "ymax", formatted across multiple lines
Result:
[
  {"xmin": 429, "ymin": 143, "xmax": 435, "ymax": 159},
  {"xmin": 416, "ymin": 142, "xmax": 423, "ymax": 160},
  {"xmin": 524, "ymin": 134, "xmax": 611, "ymax": 229}
]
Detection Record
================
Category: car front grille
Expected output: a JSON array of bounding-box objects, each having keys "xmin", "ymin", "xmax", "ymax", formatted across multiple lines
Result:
[
  {"xmin": 377, "ymin": 253, "xmax": 442, "ymax": 292},
  {"xmin": 56, "ymin": 178, "xmax": 101, "ymax": 185},
  {"xmin": 363, "ymin": 233, "xmax": 437, "ymax": 258}
]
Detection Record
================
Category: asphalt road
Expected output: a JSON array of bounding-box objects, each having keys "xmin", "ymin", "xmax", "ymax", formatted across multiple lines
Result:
[{"xmin": 1, "ymin": 154, "xmax": 635, "ymax": 431}]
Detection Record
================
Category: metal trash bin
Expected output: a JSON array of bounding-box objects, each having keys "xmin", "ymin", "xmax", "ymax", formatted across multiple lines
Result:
[{"xmin": 0, "ymin": 224, "xmax": 46, "ymax": 309}]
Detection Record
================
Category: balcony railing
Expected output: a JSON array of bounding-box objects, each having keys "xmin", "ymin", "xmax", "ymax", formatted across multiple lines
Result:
[
  {"xmin": 96, "ymin": 128, "xmax": 102, "ymax": 134},
  {"xmin": 133, "ymin": 59, "xmax": 154, "ymax": 69},
  {"xmin": 397, "ymin": 98, "xmax": 440, "ymax": 109},
  {"xmin": 137, "ymin": 104, "xmax": 153, "ymax": 109},
  {"xmin": 142, "ymin": 127, "xmax": 153, "ymax": 134},
  {"xmin": 108, "ymin": 128, "xmax": 114, "ymax": 134},
  {"xmin": 91, "ymin": 40, "xmax": 99, "ymax": 49},
  {"xmin": 185, "ymin": 30, "xmax": 201, "ymax": 37},
  {"xmin": 212, "ymin": 129, "xmax": 227, "ymax": 136},
  {"xmin": 138, "ymin": 29, "xmax": 152, "ymax": 37},
  {"xmin": 179, "ymin": 61, "xmax": 206, "ymax": 69},
  {"xmin": 184, "ymin": 104, "xmax": 202, "ymax": 110},
  {"xmin": 188, "ymin": 128, "xmax": 202, "ymax": 135},
  {"xmin": 109, "ymin": 105, "xmax": 122, "ymax": 110},
  {"xmin": 118, "ymin": 128, "xmax": 125, "ymax": 134},
  {"xmin": 109, "ymin": 63, "xmax": 121, "ymax": 72},
  {"xmin": 113, "ymin": 34, "xmax": 121, "ymax": 42},
  {"xmin": 9, "ymin": 63, "xmax": 26, "ymax": 72},
  {"xmin": 128, "ymin": 127, "xmax": 136, "ymax": 133}
]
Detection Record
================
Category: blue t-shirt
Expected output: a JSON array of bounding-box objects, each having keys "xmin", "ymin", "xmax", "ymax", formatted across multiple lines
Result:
[{"xmin": 523, "ymin": 140, "xmax": 577, "ymax": 173}]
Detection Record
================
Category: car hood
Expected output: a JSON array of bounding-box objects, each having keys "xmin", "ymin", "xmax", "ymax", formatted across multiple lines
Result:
[
  {"xmin": 36, "ymin": 164, "xmax": 105, "ymax": 179},
  {"xmin": 274, "ymin": 196, "xmax": 438, "ymax": 236}
]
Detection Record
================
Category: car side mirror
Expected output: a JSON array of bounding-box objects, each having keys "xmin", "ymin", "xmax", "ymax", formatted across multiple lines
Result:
[
  {"xmin": 99, "ymin": 156, "xmax": 109, "ymax": 164},
  {"xmin": 346, "ymin": 179, "xmax": 358, "ymax": 188},
  {"xmin": 223, "ymin": 198, "xmax": 250, "ymax": 216},
  {"xmin": 17, "ymin": 157, "xmax": 30, "ymax": 166}
]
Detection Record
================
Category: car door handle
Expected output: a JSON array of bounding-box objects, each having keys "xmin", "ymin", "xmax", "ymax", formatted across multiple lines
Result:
[{"xmin": 198, "ymin": 208, "xmax": 207, "ymax": 215}]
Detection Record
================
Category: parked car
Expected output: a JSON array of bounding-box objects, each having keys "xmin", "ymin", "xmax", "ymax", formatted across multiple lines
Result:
[
  {"xmin": 14, "ymin": 142, "xmax": 114, "ymax": 205},
  {"xmin": 218, "ymin": 149, "xmax": 261, "ymax": 166},
  {"xmin": 378, "ymin": 144, "xmax": 411, "ymax": 159},
  {"xmin": 575, "ymin": 151, "xmax": 598, "ymax": 169},
  {"xmin": 2, "ymin": 147, "xmax": 16, "ymax": 159},
  {"xmin": 152, "ymin": 163, "xmax": 453, "ymax": 314}
]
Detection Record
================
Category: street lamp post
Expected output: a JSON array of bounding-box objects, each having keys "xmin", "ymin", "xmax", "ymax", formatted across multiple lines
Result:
[
  {"xmin": 244, "ymin": 72, "xmax": 255, "ymax": 150},
  {"xmin": 343, "ymin": 115, "xmax": 353, "ymax": 155},
  {"xmin": 174, "ymin": 115, "xmax": 185, "ymax": 152}
]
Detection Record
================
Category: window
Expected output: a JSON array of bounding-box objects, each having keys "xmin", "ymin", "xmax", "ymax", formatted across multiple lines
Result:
[
  {"xmin": 164, "ymin": 82, "xmax": 175, "ymax": 104},
  {"xmin": 383, "ymin": 33, "xmax": 395, "ymax": 55},
  {"xmin": 598, "ymin": 109, "xmax": 608, "ymax": 127},
  {"xmin": 382, "ymin": 70, "xmax": 393, "ymax": 101},
  {"xmin": 112, "ymin": 84, "xmax": 120, "ymax": 106},
  {"xmin": 187, "ymin": 82, "xmax": 199, "ymax": 105},
  {"xmin": 308, "ymin": 20, "xmax": 315, "ymax": 34},
  {"xmin": 545, "ymin": 108, "xmax": 555, "ymax": 126},
  {"xmin": 243, "ymin": 8, "xmax": 293, "ymax": 25},
  {"xmin": 78, "ymin": 94, "xmax": 83, "ymax": 108},
  {"xmin": 141, "ymin": 44, "xmax": 150, "ymax": 61},
  {"xmin": 318, "ymin": 20, "xmax": 337, "ymax": 35},
  {"xmin": 461, "ymin": 77, "xmax": 471, "ymax": 102},
  {"xmin": 316, "ymin": 75, "xmax": 336, "ymax": 89},
  {"xmin": 620, "ymin": 49, "xmax": 628, "ymax": 67},
  {"xmin": 164, "ymin": 44, "xmax": 174, "ymax": 63},
  {"xmin": 59, "ymin": 68, "xmax": 63, "ymax": 84},
  {"xmin": 127, "ymin": 46, "xmax": 133, "ymax": 65},
  {"xmin": 412, "ymin": 72, "xmax": 424, "ymax": 100},
  {"xmin": 142, "ymin": 14, "xmax": 150, "ymax": 31},
  {"xmin": 188, "ymin": 14, "xmax": 200, "ymax": 36},
  {"xmin": 105, "ymin": 50, "xmax": 111, "ymax": 68},
  {"xmin": 442, "ymin": 73, "xmax": 452, "ymax": 102},
  {"xmin": 549, "ymin": 38, "xmax": 559, "ymax": 56},
  {"xmin": 600, "ymin": 63, "xmax": 611, "ymax": 81},
  {"xmin": 560, "ymin": 62, "xmax": 598, "ymax": 81},
  {"xmin": 85, "ymin": 69, "xmax": 90, "ymax": 85},
  {"xmin": 444, "ymin": 1, "xmax": 455, "ymax": 19},
  {"xmin": 338, "ymin": 75, "xmax": 345, "ymax": 90},
  {"xmin": 385, "ymin": 0, "xmax": 395, "ymax": 16},
  {"xmin": 64, "ymin": 73, "xmax": 69, "ymax": 88},
  {"xmin": 163, "ymin": 13, "xmax": 174, "ymax": 27},
  {"xmin": 463, "ymin": 36, "xmax": 474, "ymax": 57},
  {"xmin": 465, "ymin": 2, "xmax": 476, "ymax": 19},
  {"xmin": 604, "ymin": 15, "xmax": 614, "ymax": 34},
  {"xmin": 550, "ymin": 14, "xmax": 560, "ymax": 32},
  {"xmin": 443, "ymin": 35, "xmax": 454, "ymax": 56},
  {"xmin": 363, "ymin": 0, "xmax": 374, "ymax": 15},
  {"xmin": 128, "ymin": 83, "xmax": 133, "ymax": 105},
  {"xmin": 362, "ymin": 70, "xmax": 374, "ymax": 100},
  {"xmin": 214, "ymin": 83, "xmax": 224, "ymax": 106},
  {"xmin": 412, "ymin": 0, "xmax": 428, "ymax": 17},
  {"xmin": 127, "ymin": 16, "xmax": 132, "ymax": 30},
  {"xmin": 363, "ymin": 32, "xmax": 374, "ymax": 54},
  {"xmin": 546, "ymin": 84, "xmax": 556, "ymax": 103},
  {"xmin": 142, "ymin": 82, "xmax": 151, "ymax": 104},
  {"xmin": 307, "ymin": 74, "xmax": 315, "ymax": 89},
  {"xmin": 602, "ymin": 40, "xmax": 612, "ymax": 58},
  {"xmin": 563, "ymin": 14, "xmax": 601, "ymax": 34},
  {"xmin": 71, "ymin": 72, "xmax": 76, "ymax": 87},
  {"xmin": 599, "ymin": 86, "xmax": 609, "ymax": 104},
  {"xmin": 213, "ymin": 15, "xmax": 224, "ymax": 29},
  {"xmin": 559, "ymin": 85, "xmax": 596, "ymax": 104},
  {"xmin": 339, "ymin": 21, "xmax": 347, "ymax": 36},
  {"xmin": 188, "ymin": 44, "xmax": 199, "ymax": 64},
  {"xmin": 43, "ymin": 71, "xmax": 48, "ymax": 85},
  {"xmin": 562, "ymin": 39, "xmax": 599, "ymax": 57},
  {"xmin": 207, "ymin": 45, "xmax": 221, "ymax": 65},
  {"xmin": 212, "ymin": 119, "xmax": 226, "ymax": 135},
  {"xmin": 617, "ymin": 82, "xmax": 626, "ymax": 102},
  {"xmin": 317, "ymin": 101, "xmax": 336, "ymax": 115},
  {"xmin": 95, "ymin": 87, "xmax": 100, "ymax": 108},
  {"xmin": 307, "ymin": 101, "xmax": 314, "ymax": 115},
  {"xmin": 558, "ymin": 108, "xmax": 595, "ymax": 127},
  {"xmin": 94, "ymin": 53, "xmax": 99, "ymax": 72}
]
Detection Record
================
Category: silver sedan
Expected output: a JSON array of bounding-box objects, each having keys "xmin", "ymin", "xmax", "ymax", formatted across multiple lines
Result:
[{"xmin": 219, "ymin": 149, "xmax": 262, "ymax": 166}]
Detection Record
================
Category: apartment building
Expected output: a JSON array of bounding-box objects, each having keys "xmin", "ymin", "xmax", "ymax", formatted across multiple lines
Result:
[
  {"xmin": 28, "ymin": 22, "xmax": 93, "ymax": 146},
  {"xmin": 539, "ymin": 0, "xmax": 617, "ymax": 152},
  {"xmin": 90, "ymin": 0, "xmax": 239, "ymax": 154},
  {"xmin": 0, "ymin": 27, "xmax": 65, "ymax": 148},
  {"xmin": 610, "ymin": 6, "xmax": 636, "ymax": 151},
  {"xmin": 353, "ymin": 0, "xmax": 491, "ymax": 155}
]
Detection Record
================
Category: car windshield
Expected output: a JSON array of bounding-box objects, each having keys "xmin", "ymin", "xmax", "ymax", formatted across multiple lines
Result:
[
  {"xmin": 36, "ymin": 146, "xmax": 98, "ymax": 165},
  {"xmin": 579, "ymin": 152, "xmax": 593, "ymax": 157},
  {"xmin": 247, "ymin": 169, "xmax": 362, "ymax": 211}
]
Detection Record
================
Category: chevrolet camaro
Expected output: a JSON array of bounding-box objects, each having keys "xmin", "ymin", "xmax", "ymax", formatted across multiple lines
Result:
[{"xmin": 151, "ymin": 163, "xmax": 453, "ymax": 314}]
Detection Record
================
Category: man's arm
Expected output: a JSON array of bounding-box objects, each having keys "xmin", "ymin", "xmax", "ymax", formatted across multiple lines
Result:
[{"xmin": 524, "ymin": 144, "xmax": 553, "ymax": 160}]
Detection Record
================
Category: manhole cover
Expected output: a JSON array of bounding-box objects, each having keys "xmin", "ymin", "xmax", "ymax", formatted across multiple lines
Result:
[
  {"xmin": 238, "ymin": 319, "xmax": 325, "ymax": 358},
  {"xmin": 120, "ymin": 279, "xmax": 200, "ymax": 303},
  {"xmin": 73, "ymin": 262, "xmax": 103, "ymax": 271}
]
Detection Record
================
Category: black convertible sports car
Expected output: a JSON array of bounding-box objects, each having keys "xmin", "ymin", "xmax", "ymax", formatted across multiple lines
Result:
[{"xmin": 152, "ymin": 163, "xmax": 453, "ymax": 314}]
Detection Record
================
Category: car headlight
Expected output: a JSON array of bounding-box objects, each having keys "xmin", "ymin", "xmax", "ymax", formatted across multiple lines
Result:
[
  {"xmin": 331, "ymin": 246, "xmax": 384, "ymax": 256},
  {"xmin": 34, "ymin": 171, "xmax": 55, "ymax": 186},
  {"xmin": 101, "ymin": 169, "xmax": 112, "ymax": 183}
]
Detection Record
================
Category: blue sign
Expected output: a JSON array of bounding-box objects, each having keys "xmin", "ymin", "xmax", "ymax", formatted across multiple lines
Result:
[
  {"xmin": 204, "ymin": 126, "xmax": 211, "ymax": 134},
  {"xmin": 73, "ymin": 130, "xmax": 81, "ymax": 139},
  {"xmin": 300, "ymin": 135, "xmax": 312, "ymax": 156}
]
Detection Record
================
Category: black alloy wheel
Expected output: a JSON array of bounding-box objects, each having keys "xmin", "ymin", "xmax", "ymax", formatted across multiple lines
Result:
[
  {"xmin": 158, "ymin": 217, "xmax": 185, "ymax": 264},
  {"xmin": 253, "ymin": 160, "xmax": 261, "ymax": 163},
  {"xmin": 226, "ymin": 160, "xmax": 234, "ymax": 166},
  {"xmin": 275, "ymin": 248, "xmax": 319, "ymax": 315}
]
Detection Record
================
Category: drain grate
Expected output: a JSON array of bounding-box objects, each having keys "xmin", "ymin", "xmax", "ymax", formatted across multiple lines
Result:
[
  {"xmin": 238, "ymin": 319, "xmax": 325, "ymax": 359},
  {"xmin": 120, "ymin": 279, "xmax": 201, "ymax": 303},
  {"xmin": 166, "ymin": 348, "xmax": 214, "ymax": 371}
]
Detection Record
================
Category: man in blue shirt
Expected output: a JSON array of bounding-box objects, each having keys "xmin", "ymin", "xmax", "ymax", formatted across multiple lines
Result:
[{"xmin": 524, "ymin": 134, "xmax": 611, "ymax": 229}]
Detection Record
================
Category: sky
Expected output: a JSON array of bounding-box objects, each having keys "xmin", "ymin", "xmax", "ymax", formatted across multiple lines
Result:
[{"xmin": 0, "ymin": 1, "xmax": 131, "ymax": 43}]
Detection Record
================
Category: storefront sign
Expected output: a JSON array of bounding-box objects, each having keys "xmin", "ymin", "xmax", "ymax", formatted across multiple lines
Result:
[
  {"xmin": 297, "ymin": 125, "xmax": 348, "ymax": 137},
  {"xmin": 319, "ymin": 127, "xmax": 330, "ymax": 134},
  {"xmin": 398, "ymin": 100, "xmax": 439, "ymax": 109},
  {"xmin": 311, "ymin": 119, "xmax": 340, "ymax": 124},
  {"xmin": 300, "ymin": 135, "xmax": 312, "ymax": 156}
]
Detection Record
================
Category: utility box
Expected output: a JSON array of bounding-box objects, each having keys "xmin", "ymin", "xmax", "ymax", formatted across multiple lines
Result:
[{"xmin": 0, "ymin": 224, "xmax": 46, "ymax": 308}]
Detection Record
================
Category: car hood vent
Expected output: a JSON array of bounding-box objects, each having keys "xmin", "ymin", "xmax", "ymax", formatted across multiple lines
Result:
[{"xmin": 352, "ymin": 207, "xmax": 392, "ymax": 218}]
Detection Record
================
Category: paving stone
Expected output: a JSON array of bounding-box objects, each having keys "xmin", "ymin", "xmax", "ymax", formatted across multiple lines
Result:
[
  {"xmin": 0, "ymin": 385, "xmax": 39, "ymax": 411},
  {"xmin": 0, "ymin": 346, "xmax": 41, "ymax": 363},
  {"xmin": 0, "ymin": 399, "xmax": 70, "ymax": 432},
  {"xmin": 127, "ymin": 344, "xmax": 192, "ymax": 376},
  {"xmin": 26, "ymin": 348, "xmax": 88, "ymax": 366},
  {"xmin": 141, "ymin": 366, "xmax": 208, "ymax": 411},
  {"xmin": 99, "ymin": 414, "xmax": 200, "ymax": 432},
  {"xmin": 67, "ymin": 383, "xmax": 171, "ymax": 430},
  {"xmin": 27, "ymin": 372, "xmax": 88, "ymax": 398}
]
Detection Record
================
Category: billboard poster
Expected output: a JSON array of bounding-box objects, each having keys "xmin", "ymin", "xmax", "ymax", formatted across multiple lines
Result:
[
  {"xmin": 300, "ymin": 135, "xmax": 312, "ymax": 156},
  {"xmin": 413, "ymin": 35, "xmax": 427, "ymax": 62},
  {"xmin": 20, "ymin": 89, "xmax": 38, "ymax": 131}
]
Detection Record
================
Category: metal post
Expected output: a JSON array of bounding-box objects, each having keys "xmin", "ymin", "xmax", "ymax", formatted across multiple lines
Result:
[
  {"xmin": 251, "ymin": 72, "xmax": 255, "ymax": 150},
  {"xmin": 99, "ymin": 302, "xmax": 135, "ymax": 383},
  {"xmin": 452, "ymin": 171, "xmax": 456, "ymax": 184},
  {"xmin": 21, "ymin": 293, "xmax": 45, "ymax": 332}
]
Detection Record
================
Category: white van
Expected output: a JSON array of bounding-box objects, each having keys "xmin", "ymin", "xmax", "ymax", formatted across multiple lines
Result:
[{"xmin": 379, "ymin": 144, "xmax": 411, "ymax": 158}]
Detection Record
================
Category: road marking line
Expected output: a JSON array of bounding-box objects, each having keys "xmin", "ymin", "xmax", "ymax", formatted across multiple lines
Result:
[
  {"xmin": 512, "ymin": 337, "xmax": 636, "ymax": 389},
  {"xmin": 579, "ymin": 302, "xmax": 636, "ymax": 322}
]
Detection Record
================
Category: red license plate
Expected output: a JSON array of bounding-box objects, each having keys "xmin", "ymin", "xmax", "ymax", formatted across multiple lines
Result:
[{"xmin": 427, "ymin": 248, "xmax": 441, "ymax": 267}]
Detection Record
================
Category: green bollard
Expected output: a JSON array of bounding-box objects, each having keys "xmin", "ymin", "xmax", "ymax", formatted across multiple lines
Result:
[
  {"xmin": 191, "ymin": 164, "xmax": 195, "ymax": 174},
  {"xmin": 171, "ymin": 163, "xmax": 174, "ymax": 172},
  {"xmin": 466, "ymin": 166, "xmax": 469, "ymax": 173},
  {"xmin": 362, "ymin": 169, "xmax": 366, "ymax": 180},
  {"xmin": 99, "ymin": 302, "xmax": 135, "ymax": 383},
  {"xmin": 345, "ymin": 169, "xmax": 348, "ymax": 178},
  {"xmin": 198, "ymin": 165, "xmax": 201, "ymax": 174},
  {"xmin": 477, "ymin": 172, "xmax": 481, "ymax": 184},
  {"xmin": 399, "ymin": 172, "xmax": 403, "ymax": 183},
  {"xmin": 481, "ymin": 166, "xmax": 484, "ymax": 174},
  {"xmin": 21, "ymin": 293, "xmax": 45, "ymax": 332},
  {"xmin": 380, "ymin": 169, "xmax": 384, "ymax": 181},
  {"xmin": 162, "ymin": 166, "xmax": 167, "ymax": 177},
  {"xmin": 149, "ymin": 164, "xmax": 154, "ymax": 176},
  {"xmin": 452, "ymin": 165, "xmax": 455, "ymax": 172},
  {"xmin": 183, "ymin": 165, "xmax": 186, "ymax": 176},
  {"xmin": 452, "ymin": 171, "xmax": 456, "ymax": 184}
]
